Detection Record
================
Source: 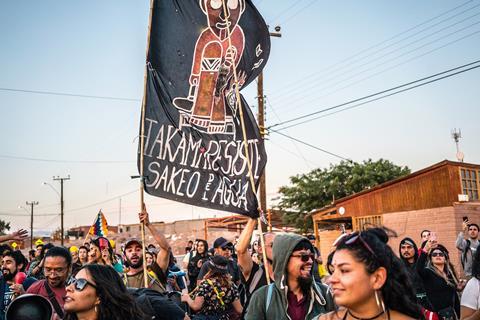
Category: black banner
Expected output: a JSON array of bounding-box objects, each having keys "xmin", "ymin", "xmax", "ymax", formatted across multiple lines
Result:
[{"xmin": 138, "ymin": 0, "xmax": 270, "ymax": 217}]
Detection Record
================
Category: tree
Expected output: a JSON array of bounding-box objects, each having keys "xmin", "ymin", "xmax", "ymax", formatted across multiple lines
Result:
[
  {"xmin": 0, "ymin": 219, "xmax": 11, "ymax": 236},
  {"xmin": 276, "ymin": 159, "xmax": 411, "ymax": 232}
]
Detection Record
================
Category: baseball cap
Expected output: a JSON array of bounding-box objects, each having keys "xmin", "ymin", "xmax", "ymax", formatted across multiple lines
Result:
[
  {"xmin": 213, "ymin": 237, "xmax": 233, "ymax": 249},
  {"xmin": 124, "ymin": 238, "xmax": 142, "ymax": 251}
]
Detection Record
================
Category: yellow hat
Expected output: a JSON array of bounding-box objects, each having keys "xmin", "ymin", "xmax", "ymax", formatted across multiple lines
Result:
[
  {"xmin": 69, "ymin": 246, "xmax": 79, "ymax": 253},
  {"xmin": 35, "ymin": 239, "xmax": 44, "ymax": 246},
  {"xmin": 109, "ymin": 239, "xmax": 115, "ymax": 249}
]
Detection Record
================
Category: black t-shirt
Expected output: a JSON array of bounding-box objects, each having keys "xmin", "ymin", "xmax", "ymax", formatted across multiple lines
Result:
[{"xmin": 240, "ymin": 262, "xmax": 273, "ymax": 315}]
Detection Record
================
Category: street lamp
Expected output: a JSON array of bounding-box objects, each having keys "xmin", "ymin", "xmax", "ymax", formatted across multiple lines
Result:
[
  {"xmin": 42, "ymin": 182, "xmax": 60, "ymax": 197},
  {"xmin": 43, "ymin": 176, "xmax": 70, "ymax": 246},
  {"xmin": 20, "ymin": 202, "xmax": 38, "ymax": 249}
]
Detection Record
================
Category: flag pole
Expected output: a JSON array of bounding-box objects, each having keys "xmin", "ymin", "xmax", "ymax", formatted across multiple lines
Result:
[
  {"xmin": 139, "ymin": 0, "xmax": 155, "ymax": 288},
  {"xmin": 221, "ymin": 0, "xmax": 271, "ymax": 285}
]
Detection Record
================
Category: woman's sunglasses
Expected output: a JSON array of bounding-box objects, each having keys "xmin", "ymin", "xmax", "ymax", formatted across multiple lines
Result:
[
  {"xmin": 67, "ymin": 277, "xmax": 97, "ymax": 291},
  {"xmin": 344, "ymin": 232, "xmax": 377, "ymax": 258},
  {"xmin": 431, "ymin": 251, "xmax": 445, "ymax": 258}
]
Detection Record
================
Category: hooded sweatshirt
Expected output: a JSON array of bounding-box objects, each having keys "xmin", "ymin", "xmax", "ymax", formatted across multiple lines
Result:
[
  {"xmin": 398, "ymin": 237, "xmax": 432, "ymax": 310},
  {"xmin": 245, "ymin": 233, "xmax": 334, "ymax": 320}
]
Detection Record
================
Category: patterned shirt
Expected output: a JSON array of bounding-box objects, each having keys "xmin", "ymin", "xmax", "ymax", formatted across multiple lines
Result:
[{"xmin": 196, "ymin": 278, "xmax": 239, "ymax": 320}]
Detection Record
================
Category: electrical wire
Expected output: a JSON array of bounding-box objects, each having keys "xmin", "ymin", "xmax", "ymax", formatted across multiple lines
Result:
[
  {"xmin": 269, "ymin": 129, "xmax": 351, "ymax": 161},
  {"xmin": 272, "ymin": 11, "xmax": 480, "ymax": 107},
  {"xmin": 0, "ymin": 154, "xmax": 135, "ymax": 164},
  {"xmin": 272, "ymin": 60, "xmax": 480, "ymax": 131},
  {"xmin": 270, "ymin": 0, "xmax": 478, "ymax": 98},
  {"xmin": 277, "ymin": 0, "xmax": 318, "ymax": 26},
  {"xmin": 0, "ymin": 87, "xmax": 140, "ymax": 102},
  {"xmin": 65, "ymin": 189, "xmax": 139, "ymax": 213}
]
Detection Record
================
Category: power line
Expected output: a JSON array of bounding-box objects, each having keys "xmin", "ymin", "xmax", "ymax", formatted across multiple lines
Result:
[
  {"xmin": 270, "ymin": 129, "xmax": 351, "ymax": 162},
  {"xmin": 272, "ymin": 60, "xmax": 480, "ymax": 131},
  {"xmin": 277, "ymin": 0, "xmax": 318, "ymax": 26},
  {"xmin": 272, "ymin": 10, "xmax": 480, "ymax": 107},
  {"xmin": 65, "ymin": 189, "xmax": 139, "ymax": 213},
  {"xmin": 270, "ymin": 0, "xmax": 477, "ymax": 97},
  {"xmin": 0, "ymin": 212, "xmax": 59, "ymax": 217},
  {"xmin": 287, "ymin": 28, "xmax": 480, "ymax": 113},
  {"xmin": 0, "ymin": 154, "xmax": 135, "ymax": 164},
  {"xmin": 0, "ymin": 87, "xmax": 140, "ymax": 102}
]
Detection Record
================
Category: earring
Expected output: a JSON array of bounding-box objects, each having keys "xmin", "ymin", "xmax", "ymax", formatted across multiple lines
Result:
[
  {"xmin": 375, "ymin": 290, "xmax": 386, "ymax": 313},
  {"xmin": 94, "ymin": 305, "xmax": 98, "ymax": 313}
]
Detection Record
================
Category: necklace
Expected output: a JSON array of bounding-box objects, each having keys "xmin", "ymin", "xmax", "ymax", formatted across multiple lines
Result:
[{"xmin": 347, "ymin": 310, "xmax": 385, "ymax": 320}]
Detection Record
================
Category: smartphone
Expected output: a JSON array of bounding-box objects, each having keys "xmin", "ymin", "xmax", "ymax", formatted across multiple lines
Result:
[
  {"xmin": 463, "ymin": 216, "xmax": 469, "ymax": 222},
  {"xmin": 429, "ymin": 232, "xmax": 437, "ymax": 242}
]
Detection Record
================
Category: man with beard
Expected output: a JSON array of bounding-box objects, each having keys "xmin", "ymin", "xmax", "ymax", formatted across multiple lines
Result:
[
  {"xmin": 457, "ymin": 219, "xmax": 480, "ymax": 278},
  {"xmin": 26, "ymin": 246, "xmax": 71, "ymax": 319},
  {"xmin": 399, "ymin": 237, "xmax": 434, "ymax": 312},
  {"xmin": 123, "ymin": 206, "xmax": 170, "ymax": 292},
  {"xmin": 0, "ymin": 251, "xmax": 36, "ymax": 320},
  {"xmin": 245, "ymin": 233, "xmax": 334, "ymax": 320}
]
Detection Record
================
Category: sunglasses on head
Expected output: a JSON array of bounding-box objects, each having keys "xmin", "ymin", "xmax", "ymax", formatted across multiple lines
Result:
[
  {"xmin": 345, "ymin": 232, "xmax": 377, "ymax": 258},
  {"xmin": 291, "ymin": 252, "xmax": 314, "ymax": 262},
  {"xmin": 67, "ymin": 277, "xmax": 97, "ymax": 292},
  {"xmin": 431, "ymin": 251, "xmax": 445, "ymax": 257}
]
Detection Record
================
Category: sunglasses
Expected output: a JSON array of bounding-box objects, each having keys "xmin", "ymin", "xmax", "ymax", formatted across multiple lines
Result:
[
  {"xmin": 431, "ymin": 251, "xmax": 445, "ymax": 257},
  {"xmin": 345, "ymin": 232, "xmax": 377, "ymax": 258},
  {"xmin": 291, "ymin": 253, "xmax": 314, "ymax": 262},
  {"xmin": 67, "ymin": 277, "xmax": 97, "ymax": 291}
]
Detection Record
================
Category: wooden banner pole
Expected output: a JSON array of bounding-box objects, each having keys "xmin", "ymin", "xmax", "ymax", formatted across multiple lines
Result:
[
  {"xmin": 139, "ymin": 0, "xmax": 155, "ymax": 288},
  {"xmin": 220, "ymin": 0, "xmax": 270, "ymax": 285}
]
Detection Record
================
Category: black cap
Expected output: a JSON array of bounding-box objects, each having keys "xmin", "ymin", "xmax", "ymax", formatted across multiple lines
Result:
[
  {"xmin": 6, "ymin": 294, "xmax": 53, "ymax": 320},
  {"xmin": 213, "ymin": 237, "xmax": 233, "ymax": 249}
]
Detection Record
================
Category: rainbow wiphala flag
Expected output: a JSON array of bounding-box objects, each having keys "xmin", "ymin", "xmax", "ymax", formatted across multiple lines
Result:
[{"xmin": 89, "ymin": 210, "xmax": 108, "ymax": 237}]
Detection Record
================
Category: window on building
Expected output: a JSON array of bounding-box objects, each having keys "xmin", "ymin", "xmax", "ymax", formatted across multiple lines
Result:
[
  {"xmin": 126, "ymin": 226, "xmax": 130, "ymax": 232},
  {"xmin": 460, "ymin": 168, "xmax": 479, "ymax": 200},
  {"xmin": 353, "ymin": 215, "xmax": 382, "ymax": 231}
]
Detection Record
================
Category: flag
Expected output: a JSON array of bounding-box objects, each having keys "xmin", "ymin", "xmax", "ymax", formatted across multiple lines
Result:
[
  {"xmin": 138, "ymin": 0, "xmax": 270, "ymax": 218},
  {"xmin": 89, "ymin": 210, "xmax": 108, "ymax": 237}
]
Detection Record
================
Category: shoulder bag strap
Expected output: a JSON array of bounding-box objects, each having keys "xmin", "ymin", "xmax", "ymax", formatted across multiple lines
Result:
[
  {"xmin": 248, "ymin": 266, "xmax": 264, "ymax": 295},
  {"xmin": 44, "ymin": 281, "xmax": 65, "ymax": 318}
]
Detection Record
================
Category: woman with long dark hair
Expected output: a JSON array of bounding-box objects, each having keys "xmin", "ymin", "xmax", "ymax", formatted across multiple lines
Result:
[
  {"xmin": 187, "ymin": 239, "xmax": 209, "ymax": 291},
  {"xmin": 181, "ymin": 255, "xmax": 242, "ymax": 319},
  {"xmin": 460, "ymin": 247, "xmax": 480, "ymax": 319},
  {"xmin": 63, "ymin": 264, "xmax": 146, "ymax": 320},
  {"xmin": 417, "ymin": 241, "xmax": 462, "ymax": 319},
  {"xmin": 320, "ymin": 228, "xmax": 422, "ymax": 320}
]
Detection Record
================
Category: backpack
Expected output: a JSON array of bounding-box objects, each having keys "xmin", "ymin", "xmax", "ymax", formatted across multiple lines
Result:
[
  {"xmin": 128, "ymin": 288, "xmax": 187, "ymax": 320},
  {"xmin": 461, "ymin": 239, "xmax": 471, "ymax": 269}
]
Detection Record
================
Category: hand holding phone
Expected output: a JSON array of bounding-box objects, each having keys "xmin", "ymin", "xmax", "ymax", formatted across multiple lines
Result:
[{"xmin": 429, "ymin": 232, "xmax": 437, "ymax": 242}]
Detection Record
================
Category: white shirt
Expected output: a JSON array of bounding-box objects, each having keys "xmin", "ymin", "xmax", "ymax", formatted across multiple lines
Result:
[{"xmin": 461, "ymin": 277, "xmax": 480, "ymax": 310}]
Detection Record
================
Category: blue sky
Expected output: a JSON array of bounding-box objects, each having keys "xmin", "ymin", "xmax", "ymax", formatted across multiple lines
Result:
[{"xmin": 1, "ymin": 0, "xmax": 479, "ymax": 233}]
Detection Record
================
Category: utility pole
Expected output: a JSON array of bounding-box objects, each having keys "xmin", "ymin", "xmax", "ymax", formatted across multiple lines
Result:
[
  {"xmin": 26, "ymin": 201, "xmax": 39, "ymax": 249},
  {"xmin": 53, "ymin": 175, "xmax": 70, "ymax": 246},
  {"xmin": 257, "ymin": 26, "xmax": 282, "ymax": 217}
]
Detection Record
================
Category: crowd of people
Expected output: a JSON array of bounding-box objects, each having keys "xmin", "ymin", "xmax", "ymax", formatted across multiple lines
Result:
[{"xmin": 1, "ymin": 211, "xmax": 480, "ymax": 320}]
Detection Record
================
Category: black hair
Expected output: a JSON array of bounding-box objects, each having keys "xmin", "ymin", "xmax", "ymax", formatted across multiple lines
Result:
[
  {"xmin": 336, "ymin": 228, "xmax": 422, "ymax": 318},
  {"xmin": 78, "ymin": 246, "xmax": 88, "ymax": 252},
  {"xmin": 0, "ymin": 244, "xmax": 12, "ymax": 256},
  {"xmin": 3, "ymin": 250, "xmax": 28, "ymax": 270},
  {"xmin": 64, "ymin": 264, "xmax": 146, "ymax": 320},
  {"xmin": 468, "ymin": 223, "xmax": 480, "ymax": 231},
  {"xmin": 44, "ymin": 246, "xmax": 72, "ymax": 266},
  {"xmin": 28, "ymin": 249, "xmax": 36, "ymax": 257},
  {"xmin": 204, "ymin": 255, "xmax": 232, "ymax": 289},
  {"xmin": 40, "ymin": 243, "xmax": 54, "ymax": 259},
  {"xmin": 420, "ymin": 229, "xmax": 430, "ymax": 237}
]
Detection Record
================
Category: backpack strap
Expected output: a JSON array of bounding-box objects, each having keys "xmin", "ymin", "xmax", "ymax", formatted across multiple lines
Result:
[
  {"xmin": 248, "ymin": 266, "xmax": 264, "ymax": 295},
  {"xmin": 44, "ymin": 281, "xmax": 64, "ymax": 318},
  {"xmin": 265, "ymin": 283, "xmax": 274, "ymax": 313}
]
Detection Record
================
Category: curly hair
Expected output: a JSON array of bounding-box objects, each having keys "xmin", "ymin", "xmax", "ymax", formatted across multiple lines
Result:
[
  {"xmin": 64, "ymin": 264, "xmax": 146, "ymax": 320},
  {"xmin": 335, "ymin": 227, "xmax": 422, "ymax": 318}
]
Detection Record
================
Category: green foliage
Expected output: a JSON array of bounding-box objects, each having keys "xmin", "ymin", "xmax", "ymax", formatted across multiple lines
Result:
[
  {"xmin": 0, "ymin": 219, "xmax": 11, "ymax": 236},
  {"xmin": 276, "ymin": 159, "xmax": 411, "ymax": 232}
]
